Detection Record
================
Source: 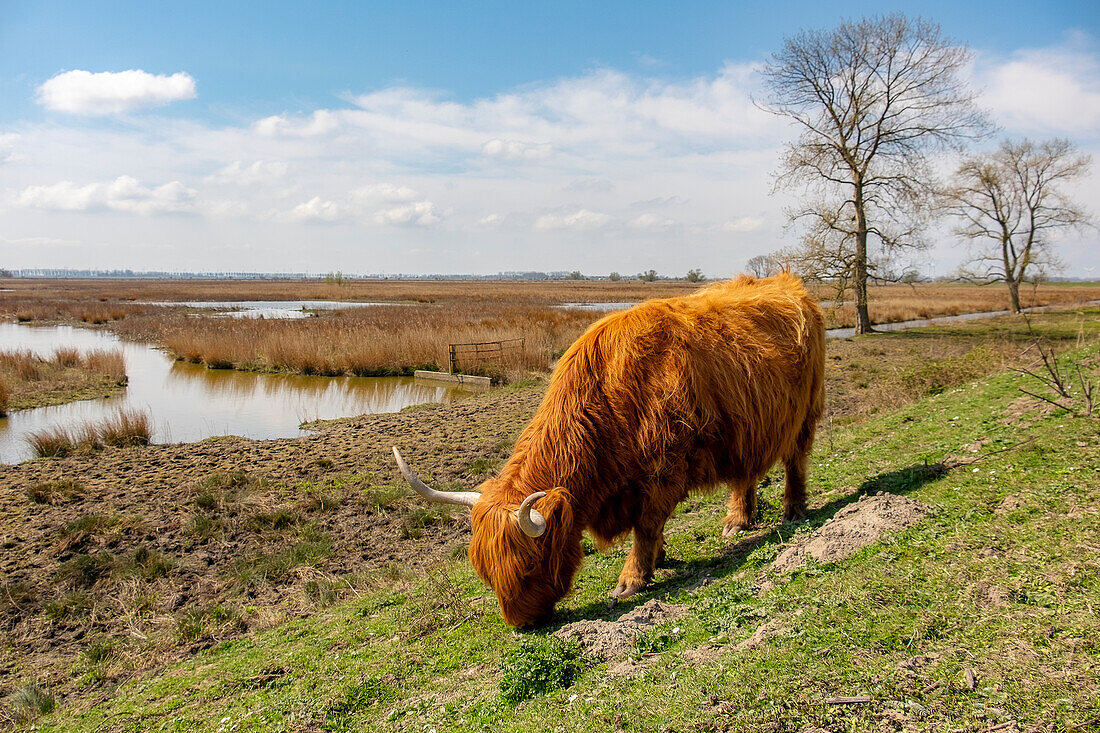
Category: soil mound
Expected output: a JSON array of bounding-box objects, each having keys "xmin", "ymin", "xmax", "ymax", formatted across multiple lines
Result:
[
  {"xmin": 554, "ymin": 599, "xmax": 687, "ymax": 662},
  {"xmin": 771, "ymin": 493, "xmax": 930, "ymax": 574}
]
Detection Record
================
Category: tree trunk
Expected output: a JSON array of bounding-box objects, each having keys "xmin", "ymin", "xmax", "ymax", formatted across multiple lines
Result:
[
  {"xmin": 853, "ymin": 181, "xmax": 874, "ymax": 334},
  {"xmin": 1007, "ymin": 278, "xmax": 1022, "ymax": 313}
]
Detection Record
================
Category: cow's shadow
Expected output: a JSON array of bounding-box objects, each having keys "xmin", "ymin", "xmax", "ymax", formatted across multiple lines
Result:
[{"xmin": 539, "ymin": 460, "xmax": 951, "ymax": 630}]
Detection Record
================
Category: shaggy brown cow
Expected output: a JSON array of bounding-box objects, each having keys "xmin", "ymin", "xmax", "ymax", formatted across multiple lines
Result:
[{"xmin": 393, "ymin": 273, "xmax": 825, "ymax": 627}]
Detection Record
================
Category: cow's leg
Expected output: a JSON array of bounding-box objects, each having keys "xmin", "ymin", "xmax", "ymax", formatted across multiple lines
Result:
[
  {"xmin": 722, "ymin": 479, "xmax": 757, "ymax": 537},
  {"xmin": 783, "ymin": 420, "xmax": 816, "ymax": 521},
  {"xmin": 611, "ymin": 517, "xmax": 667, "ymax": 599}
]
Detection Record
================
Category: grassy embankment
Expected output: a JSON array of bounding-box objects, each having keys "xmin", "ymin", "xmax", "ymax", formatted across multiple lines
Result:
[
  {"xmin": 5, "ymin": 308, "xmax": 1098, "ymax": 730},
  {"xmin": 0, "ymin": 349, "xmax": 127, "ymax": 414}
]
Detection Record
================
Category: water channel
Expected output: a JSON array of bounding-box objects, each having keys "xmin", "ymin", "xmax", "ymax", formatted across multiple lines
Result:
[{"xmin": 0, "ymin": 323, "xmax": 475, "ymax": 464}]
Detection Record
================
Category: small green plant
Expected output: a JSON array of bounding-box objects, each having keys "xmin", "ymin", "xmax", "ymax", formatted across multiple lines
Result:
[
  {"xmin": 25, "ymin": 479, "xmax": 82, "ymax": 504},
  {"xmin": 185, "ymin": 513, "xmax": 224, "ymax": 541},
  {"xmin": 7, "ymin": 682, "xmax": 56, "ymax": 722},
  {"xmin": 400, "ymin": 505, "xmax": 451, "ymax": 539},
  {"xmin": 44, "ymin": 591, "xmax": 93, "ymax": 621},
  {"xmin": 83, "ymin": 638, "xmax": 118, "ymax": 665},
  {"xmin": 123, "ymin": 545, "xmax": 174, "ymax": 580},
  {"xmin": 467, "ymin": 457, "xmax": 498, "ymax": 476},
  {"xmin": 246, "ymin": 508, "xmax": 299, "ymax": 531},
  {"xmin": 362, "ymin": 484, "xmax": 407, "ymax": 513},
  {"xmin": 55, "ymin": 552, "xmax": 115, "ymax": 588},
  {"xmin": 62, "ymin": 513, "xmax": 118, "ymax": 537},
  {"xmin": 499, "ymin": 636, "xmax": 586, "ymax": 704}
]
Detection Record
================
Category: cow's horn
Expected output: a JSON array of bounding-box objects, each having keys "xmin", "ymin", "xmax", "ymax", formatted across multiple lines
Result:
[
  {"xmin": 392, "ymin": 447, "xmax": 481, "ymax": 508},
  {"xmin": 515, "ymin": 492, "xmax": 547, "ymax": 538}
]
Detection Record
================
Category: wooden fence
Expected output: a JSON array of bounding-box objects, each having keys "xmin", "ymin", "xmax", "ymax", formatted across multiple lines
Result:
[{"xmin": 448, "ymin": 337, "xmax": 525, "ymax": 374}]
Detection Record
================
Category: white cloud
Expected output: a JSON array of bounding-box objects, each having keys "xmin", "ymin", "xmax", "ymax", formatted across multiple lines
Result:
[
  {"xmin": 14, "ymin": 175, "xmax": 195, "ymax": 214},
  {"xmin": 37, "ymin": 70, "xmax": 196, "ymax": 115},
  {"xmin": 628, "ymin": 213, "xmax": 675, "ymax": 230},
  {"xmin": 0, "ymin": 133, "xmax": 19, "ymax": 163},
  {"xmin": 351, "ymin": 183, "xmax": 422, "ymax": 204},
  {"xmin": 254, "ymin": 110, "xmax": 339, "ymax": 137},
  {"xmin": 535, "ymin": 209, "xmax": 615, "ymax": 230},
  {"xmin": 563, "ymin": 178, "xmax": 614, "ymax": 192},
  {"xmin": 280, "ymin": 184, "xmax": 439, "ymax": 226},
  {"xmin": 719, "ymin": 217, "xmax": 764, "ymax": 233},
  {"xmin": 283, "ymin": 196, "xmax": 343, "ymax": 223},
  {"xmin": 481, "ymin": 138, "xmax": 553, "ymax": 160},
  {"xmin": 977, "ymin": 35, "xmax": 1100, "ymax": 136},
  {"xmin": 205, "ymin": 160, "xmax": 288, "ymax": 185},
  {"xmin": 374, "ymin": 201, "xmax": 439, "ymax": 226},
  {"xmin": 477, "ymin": 213, "xmax": 501, "ymax": 227}
]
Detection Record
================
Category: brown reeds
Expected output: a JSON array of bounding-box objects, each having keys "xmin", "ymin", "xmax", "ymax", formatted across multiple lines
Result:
[
  {"xmin": 97, "ymin": 408, "xmax": 153, "ymax": 447},
  {"xmin": 0, "ymin": 351, "xmax": 42, "ymax": 381},
  {"xmin": 26, "ymin": 409, "xmax": 152, "ymax": 457},
  {"xmin": 53, "ymin": 347, "xmax": 81, "ymax": 367},
  {"xmin": 83, "ymin": 350, "xmax": 127, "ymax": 385},
  {"xmin": 155, "ymin": 303, "xmax": 593, "ymax": 379},
  {"xmin": 0, "ymin": 375, "xmax": 8, "ymax": 416}
]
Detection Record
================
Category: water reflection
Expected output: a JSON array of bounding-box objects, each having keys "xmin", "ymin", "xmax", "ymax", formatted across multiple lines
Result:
[
  {"xmin": 0, "ymin": 322, "xmax": 475, "ymax": 464},
  {"xmin": 144, "ymin": 300, "xmax": 403, "ymax": 319}
]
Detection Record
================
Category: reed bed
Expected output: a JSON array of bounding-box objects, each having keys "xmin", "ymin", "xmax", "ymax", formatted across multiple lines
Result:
[
  {"xmin": 0, "ymin": 375, "xmax": 8, "ymax": 416},
  {"xmin": 26, "ymin": 408, "xmax": 152, "ymax": 457},
  {"xmin": 83, "ymin": 349, "xmax": 127, "ymax": 385},
  {"xmin": 0, "ymin": 350, "xmax": 42, "ymax": 381},
  {"xmin": 0, "ymin": 348, "xmax": 128, "ymax": 411},
  {"xmin": 157, "ymin": 303, "xmax": 594, "ymax": 379},
  {"xmin": 133, "ymin": 281, "xmax": 1100, "ymax": 380}
]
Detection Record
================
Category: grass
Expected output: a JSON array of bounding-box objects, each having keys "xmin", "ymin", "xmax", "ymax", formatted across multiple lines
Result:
[
  {"xmin": 0, "ymin": 347, "xmax": 127, "ymax": 411},
  {"xmin": 26, "ymin": 408, "xmax": 152, "ymax": 457},
  {"xmin": 16, "ymin": 332, "xmax": 1099, "ymax": 730}
]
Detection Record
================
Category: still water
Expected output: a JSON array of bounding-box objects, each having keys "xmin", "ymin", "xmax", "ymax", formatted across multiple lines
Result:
[
  {"xmin": 141, "ymin": 300, "xmax": 405, "ymax": 319},
  {"xmin": 0, "ymin": 323, "xmax": 475, "ymax": 464}
]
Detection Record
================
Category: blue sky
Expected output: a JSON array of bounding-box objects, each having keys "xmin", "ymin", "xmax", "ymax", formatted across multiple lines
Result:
[{"xmin": 1, "ymin": 1, "xmax": 1098, "ymax": 275}]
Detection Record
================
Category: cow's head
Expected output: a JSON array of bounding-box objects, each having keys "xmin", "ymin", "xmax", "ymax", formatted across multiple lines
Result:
[{"xmin": 392, "ymin": 447, "xmax": 581, "ymax": 627}]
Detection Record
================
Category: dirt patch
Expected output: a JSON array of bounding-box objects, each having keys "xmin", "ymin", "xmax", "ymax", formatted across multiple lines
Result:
[
  {"xmin": 554, "ymin": 599, "xmax": 688, "ymax": 664},
  {"xmin": 771, "ymin": 493, "xmax": 931, "ymax": 574},
  {"xmin": 0, "ymin": 380, "xmax": 545, "ymax": 698}
]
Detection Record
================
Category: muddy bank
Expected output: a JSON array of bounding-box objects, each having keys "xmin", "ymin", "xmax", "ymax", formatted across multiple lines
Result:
[{"xmin": 0, "ymin": 380, "xmax": 545, "ymax": 692}]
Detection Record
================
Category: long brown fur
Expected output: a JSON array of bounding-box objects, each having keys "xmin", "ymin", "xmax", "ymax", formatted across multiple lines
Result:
[{"xmin": 465, "ymin": 273, "xmax": 825, "ymax": 627}]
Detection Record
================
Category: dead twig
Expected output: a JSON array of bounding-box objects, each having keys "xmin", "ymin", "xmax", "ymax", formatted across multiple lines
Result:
[
  {"xmin": 945, "ymin": 438, "xmax": 1035, "ymax": 468},
  {"xmin": 825, "ymin": 695, "xmax": 872, "ymax": 704}
]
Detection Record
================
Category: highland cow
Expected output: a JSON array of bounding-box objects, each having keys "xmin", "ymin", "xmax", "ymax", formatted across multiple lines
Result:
[{"xmin": 393, "ymin": 273, "xmax": 825, "ymax": 627}]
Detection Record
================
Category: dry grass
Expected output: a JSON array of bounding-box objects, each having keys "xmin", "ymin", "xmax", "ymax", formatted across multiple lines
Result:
[
  {"xmin": 4, "ymin": 278, "xmax": 1100, "ymax": 381},
  {"xmin": 0, "ymin": 350, "xmax": 42, "ymax": 381},
  {"xmin": 0, "ymin": 375, "xmax": 8, "ymax": 416},
  {"xmin": 26, "ymin": 409, "xmax": 152, "ymax": 457},
  {"xmin": 151, "ymin": 303, "xmax": 597, "ymax": 379},
  {"xmin": 83, "ymin": 349, "xmax": 127, "ymax": 385},
  {"xmin": 0, "ymin": 348, "xmax": 128, "ymax": 411},
  {"xmin": 52, "ymin": 347, "xmax": 81, "ymax": 367},
  {"xmin": 822, "ymin": 281, "xmax": 1100, "ymax": 327}
]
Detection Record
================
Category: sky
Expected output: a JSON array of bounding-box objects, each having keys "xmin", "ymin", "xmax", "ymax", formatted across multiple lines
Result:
[{"xmin": 1, "ymin": 1, "xmax": 1098, "ymax": 277}]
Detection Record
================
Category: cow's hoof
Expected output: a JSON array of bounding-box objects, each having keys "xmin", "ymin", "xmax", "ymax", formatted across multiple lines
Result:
[
  {"xmin": 782, "ymin": 505, "xmax": 807, "ymax": 522},
  {"xmin": 610, "ymin": 579, "xmax": 646, "ymax": 599},
  {"xmin": 721, "ymin": 522, "xmax": 747, "ymax": 538}
]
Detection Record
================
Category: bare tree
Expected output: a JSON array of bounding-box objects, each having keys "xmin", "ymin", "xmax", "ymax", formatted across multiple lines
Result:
[
  {"xmin": 745, "ymin": 253, "xmax": 783, "ymax": 278},
  {"xmin": 761, "ymin": 14, "xmax": 990, "ymax": 333},
  {"xmin": 946, "ymin": 138, "xmax": 1093, "ymax": 312}
]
